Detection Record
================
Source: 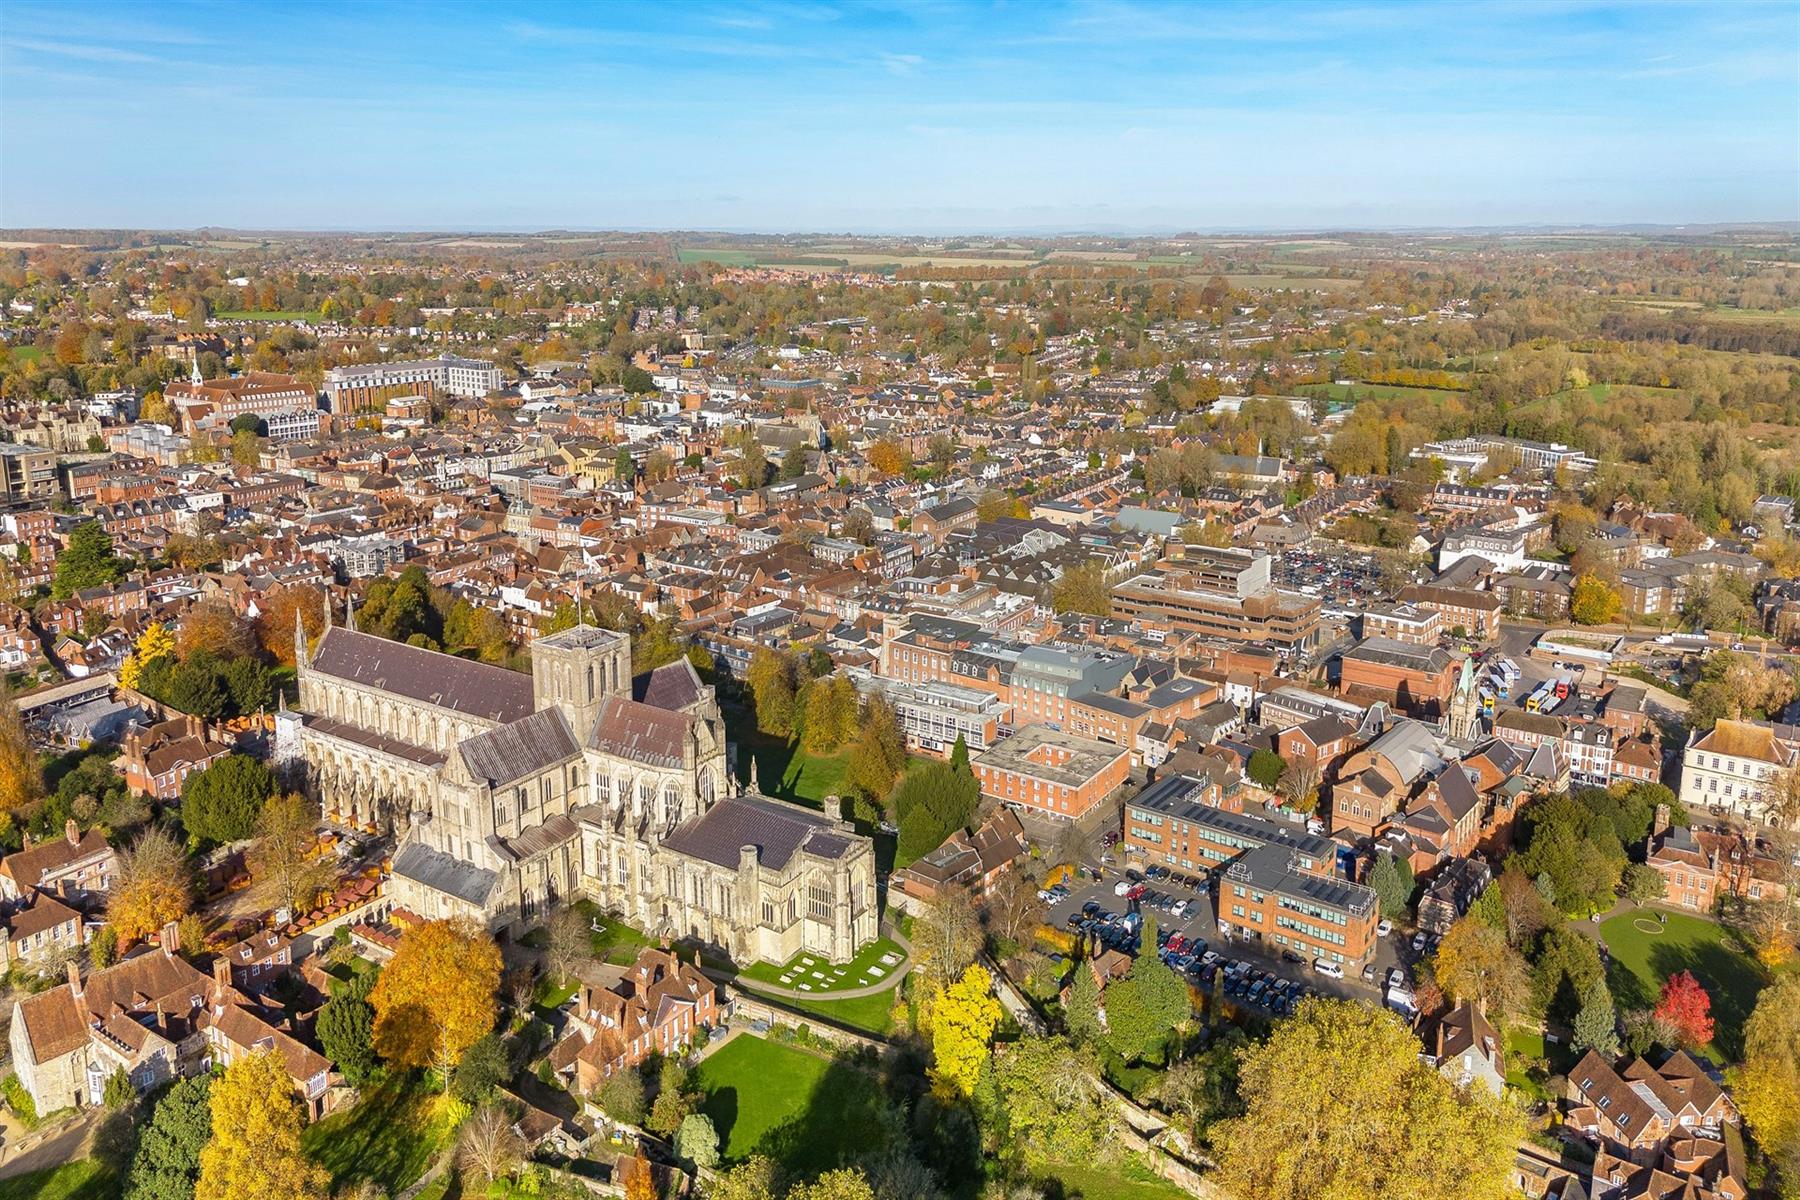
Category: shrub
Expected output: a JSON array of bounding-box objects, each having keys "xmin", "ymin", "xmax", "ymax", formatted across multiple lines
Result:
[{"xmin": 2, "ymin": 1073, "xmax": 39, "ymax": 1127}]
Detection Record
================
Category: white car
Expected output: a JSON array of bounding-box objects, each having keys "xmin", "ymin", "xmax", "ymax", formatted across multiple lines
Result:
[
  {"xmin": 1376, "ymin": 919, "xmax": 1393, "ymax": 937},
  {"xmin": 1312, "ymin": 958, "xmax": 1345, "ymax": 979},
  {"xmin": 1114, "ymin": 881, "xmax": 1131, "ymax": 897},
  {"xmin": 1171, "ymin": 899, "xmax": 1189, "ymax": 918},
  {"xmin": 1387, "ymin": 967, "xmax": 1407, "ymax": 989},
  {"xmin": 1411, "ymin": 931, "xmax": 1428, "ymax": 952}
]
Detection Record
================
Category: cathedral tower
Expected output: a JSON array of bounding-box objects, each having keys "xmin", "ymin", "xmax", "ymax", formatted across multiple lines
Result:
[{"xmin": 532, "ymin": 624, "xmax": 631, "ymax": 733}]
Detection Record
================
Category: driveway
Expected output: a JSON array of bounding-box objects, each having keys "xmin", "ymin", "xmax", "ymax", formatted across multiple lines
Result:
[{"xmin": 0, "ymin": 1106, "xmax": 103, "ymax": 1181}]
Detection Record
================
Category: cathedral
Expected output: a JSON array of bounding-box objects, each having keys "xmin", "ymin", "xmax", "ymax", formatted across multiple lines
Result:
[{"xmin": 274, "ymin": 608, "xmax": 878, "ymax": 965}]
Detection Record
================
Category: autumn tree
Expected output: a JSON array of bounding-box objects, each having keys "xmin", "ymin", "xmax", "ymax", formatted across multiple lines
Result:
[
  {"xmin": 1653, "ymin": 970, "xmax": 1715, "ymax": 1049},
  {"xmin": 1570, "ymin": 572, "xmax": 1624, "ymax": 626},
  {"xmin": 247, "ymin": 792, "xmax": 332, "ymax": 916},
  {"xmin": 177, "ymin": 601, "xmax": 255, "ymax": 662},
  {"xmin": 254, "ymin": 584, "xmax": 326, "ymax": 667},
  {"xmin": 109, "ymin": 824, "xmax": 193, "ymax": 943},
  {"xmin": 194, "ymin": 1051, "xmax": 329, "ymax": 1200},
  {"xmin": 867, "ymin": 438, "xmax": 912, "ymax": 476},
  {"xmin": 1728, "ymin": 975, "xmax": 1800, "ymax": 1197},
  {"xmin": 930, "ymin": 963, "xmax": 1002, "ymax": 1098},
  {"xmin": 369, "ymin": 917, "xmax": 503, "ymax": 1082},
  {"xmin": 842, "ymin": 696, "xmax": 907, "ymax": 811},
  {"xmin": 913, "ymin": 884, "xmax": 982, "ymax": 989},
  {"xmin": 120, "ymin": 621, "xmax": 177, "ymax": 691},
  {"xmin": 746, "ymin": 647, "xmax": 798, "ymax": 738},
  {"xmin": 1050, "ymin": 559, "xmax": 1112, "ymax": 618},
  {"xmin": 1432, "ymin": 916, "xmax": 1530, "ymax": 1020},
  {"xmin": 1211, "ymin": 998, "xmax": 1521, "ymax": 1200},
  {"xmin": 0, "ymin": 681, "xmax": 43, "ymax": 814}
]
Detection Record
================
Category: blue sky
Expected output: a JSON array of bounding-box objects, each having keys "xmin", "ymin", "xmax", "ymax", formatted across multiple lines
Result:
[{"xmin": 2, "ymin": 1, "xmax": 1796, "ymax": 232}]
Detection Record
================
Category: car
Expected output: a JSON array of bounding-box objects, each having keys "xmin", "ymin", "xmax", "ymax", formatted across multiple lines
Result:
[
  {"xmin": 1114, "ymin": 881, "xmax": 1131, "ymax": 897},
  {"xmin": 1066, "ymin": 913, "xmax": 1083, "ymax": 928},
  {"xmin": 1125, "ymin": 869, "xmax": 1143, "ymax": 882},
  {"xmin": 1082, "ymin": 900, "xmax": 1101, "ymax": 916},
  {"xmin": 1200, "ymin": 950, "xmax": 1220, "ymax": 967},
  {"xmin": 1312, "ymin": 959, "xmax": 1345, "ymax": 979},
  {"xmin": 1411, "ymin": 931, "xmax": 1428, "ymax": 952},
  {"xmin": 1280, "ymin": 948, "xmax": 1305, "ymax": 964},
  {"xmin": 1388, "ymin": 967, "xmax": 1407, "ymax": 989},
  {"xmin": 1171, "ymin": 898, "xmax": 1190, "ymax": 918},
  {"xmin": 1362, "ymin": 963, "xmax": 1378, "ymax": 983},
  {"xmin": 1376, "ymin": 919, "xmax": 1393, "ymax": 937}
]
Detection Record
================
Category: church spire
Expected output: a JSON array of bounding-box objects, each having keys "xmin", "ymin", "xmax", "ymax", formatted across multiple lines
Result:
[
  {"xmin": 344, "ymin": 594, "xmax": 357, "ymax": 632},
  {"xmin": 294, "ymin": 603, "xmax": 310, "ymax": 669}
]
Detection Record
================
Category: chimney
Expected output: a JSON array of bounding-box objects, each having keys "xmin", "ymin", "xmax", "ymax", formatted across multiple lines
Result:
[
  {"xmin": 67, "ymin": 959, "xmax": 83, "ymax": 997},
  {"xmin": 213, "ymin": 956, "xmax": 232, "ymax": 992},
  {"xmin": 65, "ymin": 818, "xmax": 80, "ymax": 849},
  {"xmin": 160, "ymin": 920, "xmax": 181, "ymax": 956},
  {"xmin": 823, "ymin": 794, "xmax": 842, "ymax": 824},
  {"xmin": 1653, "ymin": 803, "xmax": 1671, "ymax": 838}
]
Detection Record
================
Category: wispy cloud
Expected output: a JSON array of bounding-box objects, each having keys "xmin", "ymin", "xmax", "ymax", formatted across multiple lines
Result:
[
  {"xmin": 6, "ymin": 38, "xmax": 167, "ymax": 65},
  {"xmin": 879, "ymin": 52, "xmax": 924, "ymax": 75}
]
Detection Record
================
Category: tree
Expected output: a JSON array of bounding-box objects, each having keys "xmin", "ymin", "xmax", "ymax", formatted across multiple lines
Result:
[
  {"xmin": 597, "ymin": 1062, "xmax": 647, "ymax": 1126},
  {"xmin": 1105, "ymin": 915, "xmax": 1193, "ymax": 1062},
  {"xmin": 930, "ymin": 963, "xmax": 1002, "ymax": 1097},
  {"xmin": 993, "ymin": 1035, "xmax": 1115, "ymax": 1164},
  {"xmin": 839, "ymin": 507, "xmax": 874, "ymax": 545},
  {"xmin": 1066, "ymin": 957, "xmax": 1104, "ymax": 1044},
  {"xmin": 737, "ymin": 439, "xmax": 769, "ymax": 489},
  {"xmin": 124, "ymin": 1074, "xmax": 211, "ymax": 1200},
  {"xmin": 230, "ymin": 428, "xmax": 263, "ymax": 468},
  {"xmin": 255, "ymin": 584, "xmax": 327, "ymax": 667},
  {"xmin": 948, "ymin": 734, "xmax": 969, "ymax": 773},
  {"xmin": 248, "ymin": 792, "xmax": 331, "ymax": 916},
  {"xmin": 893, "ymin": 761, "xmax": 980, "ymax": 862},
  {"xmin": 709, "ymin": 1157, "xmax": 781, "ymax": 1200},
  {"xmin": 121, "ymin": 622, "xmax": 177, "ymax": 690},
  {"xmin": 913, "ymin": 886, "xmax": 981, "ymax": 989},
  {"xmin": 1211, "ymin": 998, "xmax": 1521, "ymax": 1200},
  {"xmin": 1156, "ymin": 1032, "xmax": 1248, "ymax": 1148},
  {"xmin": 177, "ymin": 601, "xmax": 254, "ymax": 662},
  {"xmin": 620, "ymin": 365, "xmax": 656, "ymax": 395},
  {"xmin": 457, "ymin": 1103, "xmax": 525, "ymax": 1185},
  {"xmin": 746, "ymin": 647, "xmax": 798, "ymax": 738},
  {"xmin": 927, "ymin": 432, "xmax": 957, "ymax": 475},
  {"xmin": 109, "ymin": 824, "xmax": 193, "ymax": 943},
  {"xmin": 1571, "ymin": 977, "xmax": 1621, "ymax": 1058},
  {"xmin": 1620, "ymin": 862, "xmax": 1666, "ymax": 906},
  {"xmin": 1367, "ymin": 853, "xmax": 1414, "ymax": 922},
  {"xmin": 1654, "ymin": 971, "xmax": 1715, "ymax": 1049},
  {"xmin": 1432, "ymin": 917, "xmax": 1529, "ymax": 1020},
  {"xmin": 52, "ymin": 521, "xmax": 124, "ymax": 599},
  {"xmin": 1050, "ymin": 560, "xmax": 1111, "ymax": 618},
  {"xmin": 90, "ymin": 924, "xmax": 119, "ymax": 970},
  {"xmin": 867, "ymin": 438, "xmax": 911, "ymax": 476},
  {"xmin": 675, "ymin": 1112, "xmax": 720, "ymax": 1172},
  {"xmin": 614, "ymin": 447, "xmax": 636, "ymax": 481},
  {"xmin": 0, "ymin": 682, "xmax": 43, "ymax": 814},
  {"xmin": 619, "ymin": 1155, "xmax": 658, "ymax": 1200},
  {"xmin": 788, "ymin": 1170, "xmax": 877, "ymax": 1200},
  {"xmin": 1570, "ymin": 572, "xmax": 1624, "ymax": 626},
  {"xmin": 647, "ymin": 1056, "xmax": 697, "ymax": 1136},
  {"xmin": 316, "ymin": 991, "xmax": 376, "ymax": 1085},
  {"xmin": 1728, "ymin": 975, "xmax": 1800, "ymax": 1198},
  {"xmin": 1246, "ymin": 749, "xmax": 1286, "ymax": 790},
  {"xmin": 103, "ymin": 1066, "xmax": 136, "ymax": 1109},
  {"xmin": 780, "ymin": 442, "xmax": 810, "ymax": 481},
  {"xmin": 194, "ymin": 1051, "xmax": 329, "ymax": 1200},
  {"xmin": 543, "ymin": 906, "xmax": 588, "ymax": 985},
  {"xmin": 369, "ymin": 918, "xmax": 503, "ymax": 1081},
  {"xmin": 181, "ymin": 754, "xmax": 275, "ymax": 845},
  {"xmin": 1276, "ymin": 759, "xmax": 1322, "ymax": 813},
  {"xmin": 843, "ymin": 697, "xmax": 907, "ymax": 809}
]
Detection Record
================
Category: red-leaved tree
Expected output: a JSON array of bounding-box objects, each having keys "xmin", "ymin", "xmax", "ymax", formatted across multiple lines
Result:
[{"xmin": 1653, "ymin": 970, "xmax": 1715, "ymax": 1049}]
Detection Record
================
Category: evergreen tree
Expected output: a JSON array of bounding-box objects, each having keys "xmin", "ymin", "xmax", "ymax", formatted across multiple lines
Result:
[{"xmin": 1572, "ymin": 977, "xmax": 1621, "ymax": 1058}]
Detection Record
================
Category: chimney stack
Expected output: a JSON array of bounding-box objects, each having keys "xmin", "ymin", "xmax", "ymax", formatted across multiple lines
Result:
[
  {"xmin": 823, "ymin": 794, "xmax": 842, "ymax": 824},
  {"xmin": 213, "ymin": 956, "xmax": 232, "ymax": 993},
  {"xmin": 66, "ymin": 959, "xmax": 83, "ymax": 997},
  {"xmin": 65, "ymin": 818, "xmax": 80, "ymax": 848},
  {"xmin": 160, "ymin": 920, "xmax": 181, "ymax": 956}
]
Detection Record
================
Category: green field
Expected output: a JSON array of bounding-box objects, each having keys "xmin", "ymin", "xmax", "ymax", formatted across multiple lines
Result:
[
  {"xmin": 1, "ymin": 345, "xmax": 45, "ymax": 363},
  {"xmin": 740, "ymin": 986, "xmax": 897, "ymax": 1036},
  {"xmin": 214, "ymin": 309, "xmax": 315, "ymax": 321},
  {"xmin": 1597, "ymin": 910, "xmax": 1786, "ymax": 1062},
  {"xmin": 303, "ymin": 1073, "xmax": 460, "ymax": 1194},
  {"xmin": 693, "ymin": 1035, "xmax": 885, "ymax": 1173},
  {"xmin": 0, "ymin": 1161, "xmax": 114, "ymax": 1200},
  {"xmin": 1299, "ymin": 381, "xmax": 1468, "ymax": 405}
]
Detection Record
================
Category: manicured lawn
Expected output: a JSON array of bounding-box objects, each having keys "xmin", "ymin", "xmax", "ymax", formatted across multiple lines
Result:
[
  {"xmin": 738, "ymin": 983, "xmax": 898, "ymax": 1036},
  {"xmin": 304, "ymin": 1072, "xmax": 461, "ymax": 1193},
  {"xmin": 736, "ymin": 937, "xmax": 906, "ymax": 994},
  {"xmin": 575, "ymin": 899, "xmax": 653, "ymax": 964},
  {"xmin": 0, "ymin": 1161, "xmax": 114, "ymax": 1200},
  {"xmin": 535, "ymin": 975, "xmax": 580, "ymax": 1013},
  {"xmin": 1597, "ymin": 909, "xmax": 1783, "ymax": 1062},
  {"xmin": 1039, "ymin": 1159, "xmax": 1191, "ymax": 1200},
  {"xmin": 693, "ymin": 1035, "xmax": 884, "ymax": 1174}
]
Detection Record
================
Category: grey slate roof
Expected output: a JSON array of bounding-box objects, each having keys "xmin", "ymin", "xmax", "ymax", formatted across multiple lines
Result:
[
  {"xmin": 459, "ymin": 709, "xmax": 581, "ymax": 787},
  {"xmin": 310, "ymin": 627, "xmax": 535, "ymax": 724},
  {"xmin": 661, "ymin": 793, "xmax": 855, "ymax": 872},
  {"xmin": 589, "ymin": 695, "xmax": 689, "ymax": 768},
  {"xmin": 636, "ymin": 659, "xmax": 702, "ymax": 711},
  {"xmin": 393, "ymin": 841, "xmax": 500, "ymax": 907}
]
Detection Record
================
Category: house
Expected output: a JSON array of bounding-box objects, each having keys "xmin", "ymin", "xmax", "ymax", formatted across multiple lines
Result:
[
  {"xmin": 549, "ymin": 947, "xmax": 719, "ymax": 1096},
  {"xmin": 1678, "ymin": 719, "xmax": 1798, "ymax": 826},
  {"xmin": 201, "ymin": 957, "xmax": 335, "ymax": 1119},
  {"xmin": 891, "ymin": 809, "xmax": 1028, "ymax": 901},
  {"xmin": 1416, "ymin": 856, "xmax": 1492, "ymax": 936},
  {"xmin": 1565, "ymin": 1049, "xmax": 1744, "ymax": 1200},
  {"xmin": 4, "ymin": 890, "xmax": 85, "ymax": 967},
  {"xmin": 118, "ymin": 715, "xmax": 233, "ymax": 800},
  {"xmin": 1647, "ymin": 822, "xmax": 1788, "ymax": 913},
  {"xmin": 1431, "ymin": 1002, "xmax": 1505, "ymax": 1097},
  {"xmin": 0, "ymin": 819, "xmax": 117, "ymax": 904}
]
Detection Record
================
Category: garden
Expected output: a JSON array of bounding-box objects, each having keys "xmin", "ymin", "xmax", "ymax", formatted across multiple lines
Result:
[
  {"xmin": 691, "ymin": 1034, "xmax": 886, "ymax": 1176},
  {"xmin": 302, "ymin": 1072, "xmax": 462, "ymax": 1195},
  {"xmin": 1597, "ymin": 909, "xmax": 1788, "ymax": 1061}
]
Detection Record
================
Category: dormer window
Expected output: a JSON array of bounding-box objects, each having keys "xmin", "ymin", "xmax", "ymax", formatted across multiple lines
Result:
[
  {"xmin": 1598, "ymin": 1096, "xmax": 1611, "ymax": 1109},
  {"xmin": 1618, "ymin": 1113, "xmax": 1631, "ymax": 1127}
]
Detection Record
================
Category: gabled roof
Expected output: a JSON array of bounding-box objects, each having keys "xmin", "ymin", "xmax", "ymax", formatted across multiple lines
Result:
[
  {"xmin": 660, "ymin": 793, "xmax": 856, "ymax": 872},
  {"xmin": 309, "ymin": 626, "xmax": 534, "ymax": 723},
  {"xmin": 459, "ymin": 708, "xmax": 581, "ymax": 787},
  {"xmin": 588, "ymin": 695, "xmax": 690, "ymax": 769}
]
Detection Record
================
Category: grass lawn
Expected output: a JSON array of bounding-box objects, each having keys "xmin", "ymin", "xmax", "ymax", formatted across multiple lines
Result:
[
  {"xmin": 0, "ymin": 1161, "xmax": 114, "ymax": 1200},
  {"xmin": 535, "ymin": 975, "xmax": 580, "ymax": 1013},
  {"xmin": 304, "ymin": 1072, "xmax": 461, "ymax": 1194},
  {"xmin": 736, "ymin": 937, "xmax": 905, "ymax": 994},
  {"xmin": 694, "ymin": 1035, "xmax": 884, "ymax": 1174},
  {"xmin": 575, "ymin": 899, "xmax": 653, "ymax": 964},
  {"xmin": 1597, "ymin": 909, "xmax": 1785, "ymax": 1062},
  {"xmin": 738, "ymin": 984, "xmax": 898, "ymax": 1036},
  {"xmin": 1502, "ymin": 1027, "xmax": 1574, "ymax": 1102},
  {"xmin": 1038, "ymin": 1159, "xmax": 1191, "ymax": 1200},
  {"xmin": 1, "ymin": 346, "xmax": 44, "ymax": 364}
]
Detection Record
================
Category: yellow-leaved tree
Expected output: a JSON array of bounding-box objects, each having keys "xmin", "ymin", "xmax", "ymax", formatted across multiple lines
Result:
[
  {"xmin": 370, "ymin": 917, "xmax": 503, "ymax": 1084},
  {"xmin": 120, "ymin": 621, "xmax": 176, "ymax": 691},
  {"xmin": 1727, "ymin": 975, "xmax": 1800, "ymax": 1193},
  {"xmin": 930, "ymin": 962, "xmax": 1002, "ymax": 1098},
  {"xmin": 195, "ymin": 1050, "xmax": 329, "ymax": 1200},
  {"xmin": 1212, "ymin": 997, "xmax": 1522, "ymax": 1200},
  {"xmin": 108, "ymin": 824, "xmax": 193, "ymax": 943},
  {"xmin": 0, "ymin": 681, "xmax": 42, "ymax": 814}
]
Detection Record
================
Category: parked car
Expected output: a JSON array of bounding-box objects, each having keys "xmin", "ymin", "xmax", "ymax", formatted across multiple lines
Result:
[
  {"xmin": 1171, "ymin": 899, "xmax": 1190, "ymax": 918},
  {"xmin": 1313, "ymin": 959, "xmax": 1345, "ymax": 979},
  {"xmin": 1114, "ymin": 880, "xmax": 1132, "ymax": 897},
  {"xmin": 1362, "ymin": 963, "xmax": 1378, "ymax": 983},
  {"xmin": 1280, "ymin": 948, "xmax": 1305, "ymax": 964},
  {"xmin": 1411, "ymin": 931, "xmax": 1428, "ymax": 952},
  {"xmin": 1376, "ymin": 919, "xmax": 1393, "ymax": 937},
  {"xmin": 1387, "ymin": 967, "xmax": 1407, "ymax": 990}
]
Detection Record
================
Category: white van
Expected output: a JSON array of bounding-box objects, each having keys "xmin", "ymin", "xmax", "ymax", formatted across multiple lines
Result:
[{"xmin": 1312, "ymin": 958, "xmax": 1345, "ymax": 979}]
